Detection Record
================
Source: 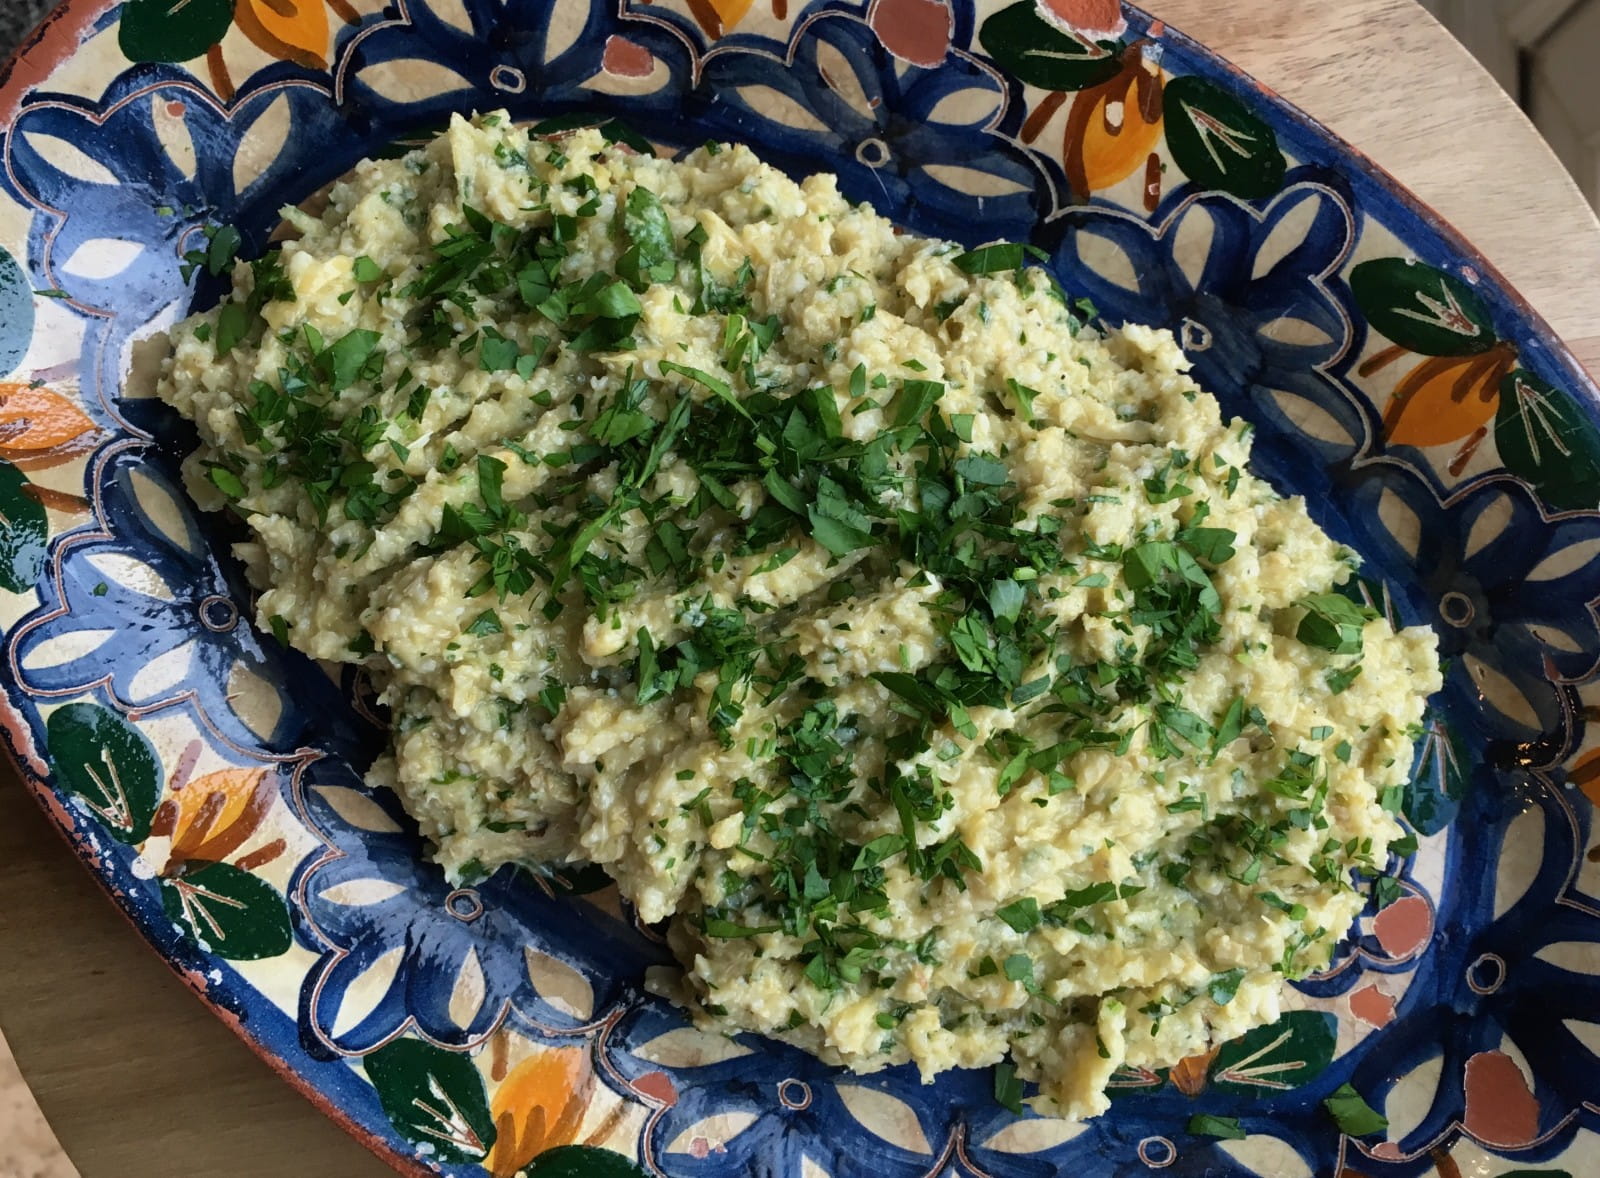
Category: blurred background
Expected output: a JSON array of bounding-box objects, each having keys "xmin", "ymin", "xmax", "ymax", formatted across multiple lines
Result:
[
  {"xmin": 1419, "ymin": 0, "xmax": 1600, "ymax": 208},
  {"xmin": 0, "ymin": 1, "xmax": 1594, "ymax": 1176}
]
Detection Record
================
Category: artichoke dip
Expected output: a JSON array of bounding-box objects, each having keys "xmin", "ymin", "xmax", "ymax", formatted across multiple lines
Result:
[{"xmin": 157, "ymin": 113, "xmax": 1440, "ymax": 1119}]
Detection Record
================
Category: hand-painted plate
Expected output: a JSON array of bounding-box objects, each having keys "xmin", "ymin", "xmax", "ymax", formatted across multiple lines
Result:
[{"xmin": 1, "ymin": 1, "xmax": 1597, "ymax": 1175}]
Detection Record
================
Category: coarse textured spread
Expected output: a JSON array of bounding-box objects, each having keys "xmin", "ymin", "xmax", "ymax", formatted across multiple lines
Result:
[{"xmin": 157, "ymin": 114, "xmax": 1441, "ymax": 1118}]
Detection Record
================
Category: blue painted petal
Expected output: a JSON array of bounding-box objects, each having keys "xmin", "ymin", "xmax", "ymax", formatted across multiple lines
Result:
[
  {"xmin": 1055, "ymin": 210, "xmax": 1189, "ymax": 332},
  {"xmin": 1248, "ymin": 175, "xmax": 1358, "ymax": 290},
  {"xmin": 301, "ymin": 928, "xmax": 419, "ymax": 1056}
]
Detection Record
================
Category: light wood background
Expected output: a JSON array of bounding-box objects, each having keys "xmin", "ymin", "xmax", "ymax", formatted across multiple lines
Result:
[
  {"xmin": 1417, "ymin": 0, "xmax": 1600, "ymax": 208},
  {"xmin": 2, "ymin": 1, "xmax": 1599, "ymax": 1175}
]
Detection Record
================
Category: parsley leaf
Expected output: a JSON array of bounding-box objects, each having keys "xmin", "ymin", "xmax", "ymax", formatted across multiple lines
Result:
[
  {"xmin": 1297, "ymin": 593, "xmax": 1374, "ymax": 655},
  {"xmin": 1005, "ymin": 378, "xmax": 1040, "ymax": 422},
  {"xmin": 204, "ymin": 224, "xmax": 241, "ymax": 277},
  {"xmin": 954, "ymin": 454, "xmax": 1008, "ymax": 486},
  {"xmin": 704, "ymin": 917, "xmax": 780, "ymax": 939},
  {"xmin": 618, "ymin": 185, "xmax": 677, "ymax": 287},
  {"xmin": 1208, "ymin": 967, "xmax": 1246, "ymax": 1005},
  {"xmin": 1323, "ymin": 1083, "xmax": 1388, "ymax": 1136},
  {"xmin": 478, "ymin": 328, "xmax": 520, "ymax": 372},
  {"xmin": 953, "ymin": 241, "xmax": 1046, "ymax": 275},
  {"xmin": 213, "ymin": 302, "xmax": 250, "ymax": 356},
  {"xmin": 1188, "ymin": 1114, "xmax": 1246, "ymax": 1140},
  {"xmin": 327, "ymin": 329, "xmax": 382, "ymax": 391},
  {"xmin": 207, "ymin": 465, "xmax": 245, "ymax": 499},
  {"xmin": 995, "ymin": 897, "xmax": 1041, "ymax": 933},
  {"xmin": 808, "ymin": 476, "xmax": 875, "ymax": 556},
  {"xmin": 994, "ymin": 1062, "xmax": 1024, "ymax": 1113},
  {"xmin": 661, "ymin": 360, "xmax": 749, "ymax": 419}
]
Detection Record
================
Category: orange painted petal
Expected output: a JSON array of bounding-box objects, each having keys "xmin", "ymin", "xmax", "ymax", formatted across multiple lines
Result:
[
  {"xmin": 1383, "ymin": 347, "xmax": 1515, "ymax": 448},
  {"xmin": 687, "ymin": 0, "xmax": 755, "ymax": 38},
  {"xmin": 233, "ymin": 0, "xmax": 331, "ymax": 70},
  {"xmin": 1168, "ymin": 1045, "xmax": 1218, "ymax": 1097},
  {"xmin": 484, "ymin": 1048, "xmax": 590, "ymax": 1177},
  {"xmin": 1064, "ymin": 62, "xmax": 1164, "ymax": 198},
  {"xmin": 1572, "ymin": 746, "xmax": 1600, "ymax": 808},
  {"xmin": 0, "ymin": 383, "xmax": 96, "ymax": 458},
  {"xmin": 164, "ymin": 768, "xmax": 273, "ymax": 867}
]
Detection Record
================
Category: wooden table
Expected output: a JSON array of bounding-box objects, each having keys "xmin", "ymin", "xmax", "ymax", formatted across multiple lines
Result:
[{"xmin": 3, "ymin": 1, "xmax": 1599, "ymax": 1175}]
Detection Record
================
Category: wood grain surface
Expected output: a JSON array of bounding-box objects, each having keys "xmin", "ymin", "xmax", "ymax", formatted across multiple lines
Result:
[{"xmin": 2, "ymin": 2, "xmax": 1598, "ymax": 1175}]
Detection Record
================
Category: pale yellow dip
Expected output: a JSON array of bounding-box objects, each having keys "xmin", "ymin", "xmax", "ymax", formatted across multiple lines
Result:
[{"xmin": 157, "ymin": 114, "xmax": 1440, "ymax": 1118}]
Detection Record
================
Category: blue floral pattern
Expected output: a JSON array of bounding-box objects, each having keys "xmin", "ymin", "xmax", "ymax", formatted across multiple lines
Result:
[
  {"xmin": 1344, "ymin": 461, "xmax": 1600, "ymax": 751},
  {"xmin": 0, "ymin": 2, "xmax": 1599, "ymax": 1176},
  {"xmin": 695, "ymin": 12, "xmax": 1045, "ymax": 243},
  {"xmin": 10, "ymin": 445, "xmax": 316, "ymax": 752},
  {"xmin": 291, "ymin": 756, "xmax": 664, "ymax": 1056},
  {"xmin": 1055, "ymin": 174, "xmax": 1370, "ymax": 489}
]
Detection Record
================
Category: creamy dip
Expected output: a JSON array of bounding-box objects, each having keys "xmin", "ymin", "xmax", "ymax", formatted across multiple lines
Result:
[{"xmin": 158, "ymin": 114, "xmax": 1440, "ymax": 1118}]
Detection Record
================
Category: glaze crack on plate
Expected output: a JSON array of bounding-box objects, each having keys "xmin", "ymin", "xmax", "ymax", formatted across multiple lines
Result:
[{"xmin": 1, "ymin": 2, "xmax": 1598, "ymax": 1176}]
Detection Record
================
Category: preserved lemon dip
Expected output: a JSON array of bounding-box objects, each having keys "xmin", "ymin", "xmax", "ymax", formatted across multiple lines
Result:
[{"xmin": 158, "ymin": 114, "xmax": 1440, "ymax": 1119}]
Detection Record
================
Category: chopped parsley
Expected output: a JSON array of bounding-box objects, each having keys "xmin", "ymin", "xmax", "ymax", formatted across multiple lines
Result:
[
  {"xmin": 1297, "ymin": 593, "xmax": 1375, "ymax": 655},
  {"xmin": 952, "ymin": 241, "xmax": 1048, "ymax": 275},
  {"xmin": 994, "ymin": 1061, "xmax": 1024, "ymax": 1113},
  {"xmin": 169, "ymin": 121, "xmax": 1437, "ymax": 1091}
]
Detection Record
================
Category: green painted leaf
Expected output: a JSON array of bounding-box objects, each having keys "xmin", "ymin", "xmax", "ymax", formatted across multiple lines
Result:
[
  {"xmin": 0, "ymin": 245, "xmax": 35, "ymax": 377},
  {"xmin": 0, "ymin": 460, "xmax": 47, "ymax": 593},
  {"xmin": 1162, "ymin": 76, "xmax": 1286, "ymax": 200},
  {"xmin": 159, "ymin": 862, "xmax": 291, "ymax": 960},
  {"xmin": 1105, "ymin": 1064, "xmax": 1168, "ymax": 1101},
  {"xmin": 978, "ymin": 3, "xmax": 1124, "ymax": 92},
  {"xmin": 1405, "ymin": 710, "xmax": 1466, "ymax": 836},
  {"xmin": 1209, "ymin": 1010, "xmax": 1336, "ymax": 1097},
  {"xmin": 117, "ymin": 0, "xmax": 234, "ymax": 63},
  {"xmin": 45, "ymin": 702, "xmax": 161, "ymax": 844},
  {"xmin": 1350, "ymin": 258, "xmax": 1497, "ymax": 357},
  {"xmin": 527, "ymin": 1145, "xmax": 651, "ymax": 1177},
  {"xmin": 1495, "ymin": 368, "xmax": 1600, "ymax": 511},
  {"xmin": 365, "ymin": 1038, "xmax": 496, "ymax": 1163}
]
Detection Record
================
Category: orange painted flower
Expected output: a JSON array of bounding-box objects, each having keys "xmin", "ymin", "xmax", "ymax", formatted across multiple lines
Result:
[
  {"xmin": 0, "ymin": 382, "xmax": 98, "ymax": 467},
  {"xmin": 1168, "ymin": 1045, "xmax": 1220, "ymax": 1096},
  {"xmin": 1382, "ymin": 343, "xmax": 1517, "ymax": 448},
  {"xmin": 233, "ymin": 0, "xmax": 333, "ymax": 70},
  {"xmin": 149, "ymin": 766, "xmax": 274, "ymax": 873},
  {"xmin": 1571, "ymin": 745, "xmax": 1600, "ymax": 807},
  {"xmin": 1064, "ymin": 45, "xmax": 1164, "ymax": 199},
  {"xmin": 483, "ymin": 1048, "xmax": 592, "ymax": 1177},
  {"xmin": 687, "ymin": 0, "xmax": 756, "ymax": 39}
]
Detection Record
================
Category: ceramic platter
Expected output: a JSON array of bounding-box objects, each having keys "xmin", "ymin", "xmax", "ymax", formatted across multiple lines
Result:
[{"xmin": 1, "ymin": 1, "xmax": 1598, "ymax": 1175}]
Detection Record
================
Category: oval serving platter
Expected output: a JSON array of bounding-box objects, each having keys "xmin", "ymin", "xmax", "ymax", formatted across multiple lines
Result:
[{"xmin": 1, "ymin": 1, "xmax": 1599, "ymax": 1175}]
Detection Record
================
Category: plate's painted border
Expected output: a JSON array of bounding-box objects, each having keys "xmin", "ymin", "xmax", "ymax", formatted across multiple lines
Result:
[{"xmin": 0, "ymin": 3, "xmax": 1596, "ymax": 1176}]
